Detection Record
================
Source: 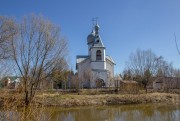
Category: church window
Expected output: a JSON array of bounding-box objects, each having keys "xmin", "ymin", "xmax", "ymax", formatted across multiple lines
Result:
[{"xmin": 96, "ymin": 50, "xmax": 102, "ymax": 60}]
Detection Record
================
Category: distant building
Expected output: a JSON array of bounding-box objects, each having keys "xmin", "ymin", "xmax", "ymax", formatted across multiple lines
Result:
[
  {"xmin": 0, "ymin": 76, "xmax": 21, "ymax": 89},
  {"xmin": 76, "ymin": 23, "xmax": 115, "ymax": 88},
  {"xmin": 153, "ymin": 77, "xmax": 180, "ymax": 90}
]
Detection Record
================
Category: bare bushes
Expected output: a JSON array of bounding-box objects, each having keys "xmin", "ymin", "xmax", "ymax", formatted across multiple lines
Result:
[
  {"xmin": 119, "ymin": 81, "xmax": 140, "ymax": 94},
  {"xmin": 0, "ymin": 89, "xmax": 55, "ymax": 121}
]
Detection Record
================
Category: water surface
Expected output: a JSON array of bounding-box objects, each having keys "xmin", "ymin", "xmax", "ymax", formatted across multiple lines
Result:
[{"xmin": 48, "ymin": 104, "xmax": 180, "ymax": 121}]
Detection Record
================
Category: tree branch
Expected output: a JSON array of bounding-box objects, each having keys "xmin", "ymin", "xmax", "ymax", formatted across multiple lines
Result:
[{"xmin": 174, "ymin": 33, "xmax": 180, "ymax": 55}]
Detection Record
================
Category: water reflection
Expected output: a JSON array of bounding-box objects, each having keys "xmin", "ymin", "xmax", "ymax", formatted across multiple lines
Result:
[
  {"xmin": 0, "ymin": 104, "xmax": 179, "ymax": 121},
  {"xmin": 48, "ymin": 104, "xmax": 180, "ymax": 121}
]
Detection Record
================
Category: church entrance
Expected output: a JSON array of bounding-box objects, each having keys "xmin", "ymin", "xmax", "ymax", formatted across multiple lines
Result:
[{"xmin": 95, "ymin": 78, "xmax": 105, "ymax": 88}]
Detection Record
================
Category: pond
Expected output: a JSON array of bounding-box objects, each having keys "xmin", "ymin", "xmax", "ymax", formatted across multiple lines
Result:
[
  {"xmin": 0, "ymin": 104, "xmax": 179, "ymax": 121},
  {"xmin": 48, "ymin": 104, "xmax": 180, "ymax": 121}
]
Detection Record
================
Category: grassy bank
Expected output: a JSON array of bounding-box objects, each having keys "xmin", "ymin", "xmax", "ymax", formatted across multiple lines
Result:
[
  {"xmin": 0, "ymin": 89, "xmax": 179, "ymax": 108},
  {"xmin": 0, "ymin": 91, "xmax": 179, "ymax": 121},
  {"xmin": 34, "ymin": 92, "xmax": 180, "ymax": 107}
]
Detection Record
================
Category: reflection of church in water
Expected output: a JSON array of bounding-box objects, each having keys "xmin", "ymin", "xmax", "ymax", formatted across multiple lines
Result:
[{"xmin": 76, "ymin": 23, "xmax": 115, "ymax": 88}]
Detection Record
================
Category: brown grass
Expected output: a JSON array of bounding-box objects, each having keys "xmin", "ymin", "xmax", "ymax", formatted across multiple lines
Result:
[
  {"xmin": 0, "ymin": 89, "xmax": 179, "ymax": 120},
  {"xmin": 0, "ymin": 89, "xmax": 55, "ymax": 121},
  {"xmin": 33, "ymin": 92, "xmax": 180, "ymax": 107}
]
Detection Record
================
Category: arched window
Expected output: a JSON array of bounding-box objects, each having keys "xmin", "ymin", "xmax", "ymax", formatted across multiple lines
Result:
[{"xmin": 96, "ymin": 50, "xmax": 101, "ymax": 60}]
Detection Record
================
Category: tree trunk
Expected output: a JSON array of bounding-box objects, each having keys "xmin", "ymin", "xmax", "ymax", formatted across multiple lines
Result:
[
  {"xmin": 25, "ymin": 91, "xmax": 29, "ymax": 107},
  {"xmin": 23, "ymin": 92, "xmax": 29, "ymax": 121},
  {"xmin": 144, "ymin": 84, "xmax": 147, "ymax": 94}
]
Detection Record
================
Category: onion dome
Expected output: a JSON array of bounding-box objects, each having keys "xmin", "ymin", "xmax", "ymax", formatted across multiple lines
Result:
[{"xmin": 87, "ymin": 30, "xmax": 95, "ymax": 44}]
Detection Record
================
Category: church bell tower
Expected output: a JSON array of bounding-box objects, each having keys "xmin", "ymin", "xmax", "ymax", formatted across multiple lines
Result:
[{"xmin": 87, "ymin": 23, "xmax": 106, "ymax": 70}]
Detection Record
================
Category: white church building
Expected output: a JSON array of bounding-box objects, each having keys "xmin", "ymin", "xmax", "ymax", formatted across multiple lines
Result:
[{"xmin": 76, "ymin": 23, "xmax": 115, "ymax": 88}]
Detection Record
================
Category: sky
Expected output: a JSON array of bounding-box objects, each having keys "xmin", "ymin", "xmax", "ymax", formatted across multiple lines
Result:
[{"xmin": 0, "ymin": 0, "xmax": 180, "ymax": 74}]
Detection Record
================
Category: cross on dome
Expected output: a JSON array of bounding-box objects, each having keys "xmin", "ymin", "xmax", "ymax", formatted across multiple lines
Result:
[
  {"xmin": 92, "ymin": 17, "xmax": 98, "ymax": 26},
  {"xmin": 91, "ymin": 17, "xmax": 100, "ymax": 35}
]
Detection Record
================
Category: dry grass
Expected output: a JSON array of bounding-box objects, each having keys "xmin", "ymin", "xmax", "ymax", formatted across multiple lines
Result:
[
  {"xmin": 0, "ymin": 89, "xmax": 179, "ymax": 120},
  {"xmin": 33, "ymin": 92, "xmax": 180, "ymax": 107},
  {"xmin": 0, "ymin": 89, "xmax": 179, "ymax": 108},
  {"xmin": 0, "ymin": 89, "xmax": 55, "ymax": 121}
]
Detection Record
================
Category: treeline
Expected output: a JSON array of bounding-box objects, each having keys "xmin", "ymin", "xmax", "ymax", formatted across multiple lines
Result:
[{"xmin": 122, "ymin": 49, "xmax": 180, "ymax": 92}]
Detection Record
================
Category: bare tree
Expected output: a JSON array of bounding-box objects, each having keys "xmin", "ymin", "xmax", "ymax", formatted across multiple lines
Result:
[
  {"xmin": 10, "ymin": 15, "xmax": 68, "ymax": 107},
  {"xmin": 51, "ymin": 58, "xmax": 69, "ymax": 89},
  {"xmin": 0, "ymin": 16, "xmax": 17, "ymax": 78},
  {"xmin": 174, "ymin": 33, "xmax": 180, "ymax": 55},
  {"xmin": 124, "ymin": 49, "xmax": 173, "ymax": 92},
  {"xmin": 173, "ymin": 68, "xmax": 180, "ymax": 77},
  {"xmin": 125, "ymin": 49, "xmax": 158, "ymax": 76},
  {"xmin": 71, "ymin": 73, "xmax": 79, "ymax": 91},
  {"xmin": 122, "ymin": 69, "xmax": 133, "ymax": 80},
  {"xmin": 114, "ymin": 74, "xmax": 121, "ymax": 92},
  {"xmin": 155, "ymin": 56, "xmax": 174, "ymax": 77},
  {"xmin": 108, "ymin": 73, "xmax": 114, "ymax": 88},
  {"xmin": 0, "ymin": 16, "xmax": 17, "ymax": 60},
  {"xmin": 80, "ymin": 69, "xmax": 93, "ymax": 88},
  {"xmin": 142, "ymin": 69, "xmax": 152, "ymax": 93}
]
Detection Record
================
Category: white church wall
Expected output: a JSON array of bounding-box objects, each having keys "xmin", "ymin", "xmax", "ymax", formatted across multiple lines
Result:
[
  {"xmin": 91, "ymin": 70, "xmax": 108, "ymax": 87},
  {"xmin": 77, "ymin": 59, "xmax": 91, "ymax": 87},
  {"xmin": 91, "ymin": 61, "xmax": 105, "ymax": 70},
  {"xmin": 106, "ymin": 59, "xmax": 114, "ymax": 78}
]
